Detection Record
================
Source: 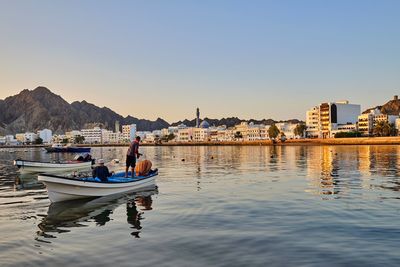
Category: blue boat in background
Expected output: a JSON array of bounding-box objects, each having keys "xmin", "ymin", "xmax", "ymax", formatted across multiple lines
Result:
[{"xmin": 45, "ymin": 143, "xmax": 91, "ymax": 153}]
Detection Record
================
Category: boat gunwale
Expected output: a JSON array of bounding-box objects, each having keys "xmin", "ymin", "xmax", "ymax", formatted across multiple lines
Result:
[
  {"xmin": 14, "ymin": 159, "xmax": 91, "ymax": 165},
  {"xmin": 39, "ymin": 170, "xmax": 158, "ymax": 184}
]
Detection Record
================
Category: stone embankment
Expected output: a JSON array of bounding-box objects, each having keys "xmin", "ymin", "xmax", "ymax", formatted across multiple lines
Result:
[{"xmin": 2, "ymin": 137, "xmax": 400, "ymax": 149}]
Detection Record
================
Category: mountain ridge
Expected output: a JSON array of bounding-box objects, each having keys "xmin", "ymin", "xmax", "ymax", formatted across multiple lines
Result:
[{"xmin": 0, "ymin": 86, "xmax": 301, "ymax": 134}]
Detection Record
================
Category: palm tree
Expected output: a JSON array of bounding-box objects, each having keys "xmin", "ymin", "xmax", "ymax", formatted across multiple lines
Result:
[
  {"xmin": 293, "ymin": 123, "xmax": 307, "ymax": 137},
  {"xmin": 373, "ymin": 121, "xmax": 396, "ymax": 136}
]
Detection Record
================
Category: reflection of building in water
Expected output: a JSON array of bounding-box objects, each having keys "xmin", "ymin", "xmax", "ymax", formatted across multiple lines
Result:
[
  {"xmin": 305, "ymin": 146, "xmax": 339, "ymax": 196},
  {"xmin": 305, "ymin": 146, "xmax": 372, "ymax": 197},
  {"xmin": 357, "ymin": 146, "xmax": 374, "ymax": 189}
]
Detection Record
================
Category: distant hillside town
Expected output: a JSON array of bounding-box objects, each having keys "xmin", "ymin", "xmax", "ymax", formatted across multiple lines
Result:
[{"xmin": 0, "ymin": 108, "xmax": 302, "ymax": 145}]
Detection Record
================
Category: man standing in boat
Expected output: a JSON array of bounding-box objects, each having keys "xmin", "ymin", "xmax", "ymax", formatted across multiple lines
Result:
[{"xmin": 125, "ymin": 136, "xmax": 141, "ymax": 178}]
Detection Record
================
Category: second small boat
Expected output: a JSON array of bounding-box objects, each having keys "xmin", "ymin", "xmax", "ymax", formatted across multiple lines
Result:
[{"xmin": 14, "ymin": 153, "xmax": 94, "ymax": 174}]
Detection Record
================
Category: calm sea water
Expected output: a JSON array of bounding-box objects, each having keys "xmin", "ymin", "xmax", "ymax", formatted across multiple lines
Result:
[{"xmin": 1, "ymin": 145, "xmax": 400, "ymax": 267}]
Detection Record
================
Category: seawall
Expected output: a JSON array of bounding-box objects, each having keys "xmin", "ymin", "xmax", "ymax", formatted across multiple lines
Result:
[{"xmin": 2, "ymin": 137, "xmax": 400, "ymax": 149}]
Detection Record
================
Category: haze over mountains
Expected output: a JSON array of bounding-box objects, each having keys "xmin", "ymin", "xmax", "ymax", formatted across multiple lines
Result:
[{"xmin": 9, "ymin": 86, "xmax": 400, "ymax": 135}]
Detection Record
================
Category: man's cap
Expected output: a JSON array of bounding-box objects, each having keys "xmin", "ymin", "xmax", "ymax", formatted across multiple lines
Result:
[{"xmin": 98, "ymin": 159, "xmax": 105, "ymax": 164}]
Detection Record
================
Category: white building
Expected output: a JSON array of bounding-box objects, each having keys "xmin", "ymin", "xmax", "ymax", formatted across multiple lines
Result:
[
  {"xmin": 66, "ymin": 130, "xmax": 83, "ymax": 143},
  {"xmin": 193, "ymin": 128, "xmax": 210, "ymax": 142},
  {"xmin": 177, "ymin": 128, "xmax": 193, "ymax": 142},
  {"xmin": 233, "ymin": 122, "xmax": 271, "ymax": 141},
  {"xmin": 81, "ymin": 127, "xmax": 102, "ymax": 143},
  {"xmin": 15, "ymin": 133, "xmax": 26, "ymax": 143},
  {"xmin": 0, "ymin": 135, "xmax": 18, "ymax": 145},
  {"xmin": 306, "ymin": 106, "xmax": 320, "ymax": 138},
  {"xmin": 358, "ymin": 111, "xmax": 375, "ymax": 136},
  {"xmin": 24, "ymin": 132, "xmax": 38, "ymax": 143},
  {"xmin": 276, "ymin": 122, "xmax": 298, "ymax": 139},
  {"xmin": 37, "ymin": 129, "xmax": 52, "ymax": 143},
  {"xmin": 306, "ymin": 100, "xmax": 361, "ymax": 138},
  {"xmin": 358, "ymin": 108, "xmax": 398, "ymax": 136},
  {"xmin": 217, "ymin": 129, "xmax": 234, "ymax": 141},
  {"xmin": 136, "ymin": 131, "xmax": 151, "ymax": 141},
  {"xmin": 122, "ymin": 124, "xmax": 137, "ymax": 142}
]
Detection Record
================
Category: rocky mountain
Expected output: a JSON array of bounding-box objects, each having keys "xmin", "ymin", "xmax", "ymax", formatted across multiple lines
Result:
[
  {"xmin": 0, "ymin": 86, "xmax": 302, "ymax": 135},
  {"xmin": 363, "ymin": 96, "xmax": 400, "ymax": 115},
  {"xmin": 0, "ymin": 87, "xmax": 169, "ymax": 134}
]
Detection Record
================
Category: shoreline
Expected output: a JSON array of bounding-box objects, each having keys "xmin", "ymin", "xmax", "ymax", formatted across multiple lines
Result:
[{"xmin": 1, "ymin": 137, "xmax": 400, "ymax": 149}]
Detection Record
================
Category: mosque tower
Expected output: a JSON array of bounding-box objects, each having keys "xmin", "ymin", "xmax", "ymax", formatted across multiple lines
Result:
[{"xmin": 196, "ymin": 108, "xmax": 200, "ymax": 128}]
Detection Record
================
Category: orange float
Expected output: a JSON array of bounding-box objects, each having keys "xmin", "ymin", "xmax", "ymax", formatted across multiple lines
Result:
[{"xmin": 135, "ymin": 160, "xmax": 152, "ymax": 176}]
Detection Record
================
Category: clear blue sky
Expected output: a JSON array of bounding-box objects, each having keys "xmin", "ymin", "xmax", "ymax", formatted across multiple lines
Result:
[{"xmin": 1, "ymin": 0, "xmax": 399, "ymax": 122}]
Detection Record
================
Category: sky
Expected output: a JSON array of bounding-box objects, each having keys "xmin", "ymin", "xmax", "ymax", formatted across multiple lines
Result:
[{"xmin": 1, "ymin": 0, "xmax": 400, "ymax": 123}]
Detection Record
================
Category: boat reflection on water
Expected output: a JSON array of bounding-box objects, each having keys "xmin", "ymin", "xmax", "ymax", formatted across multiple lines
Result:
[
  {"xmin": 14, "ymin": 173, "xmax": 46, "ymax": 191},
  {"xmin": 36, "ymin": 186, "xmax": 158, "ymax": 242}
]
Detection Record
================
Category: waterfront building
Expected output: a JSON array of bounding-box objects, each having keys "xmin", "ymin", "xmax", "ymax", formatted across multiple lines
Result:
[
  {"xmin": 233, "ymin": 122, "xmax": 271, "ymax": 141},
  {"xmin": 374, "ymin": 113, "xmax": 398, "ymax": 126},
  {"xmin": 193, "ymin": 127, "xmax": 210, "ymax": 142},
  {"xmin": 358, "ymin": 109, "xmax": 398, "ymax": 136},
  {"xmin": 37, "ymin": 129, "xmax": 52, "ymax": 143},
  {"xmin": 81, "ymin": 127, "xmax": 102, "ymax": 143},
  {"xmin": 234, "ymin": 122, "xmax": 250, "ymax": 140},
  {"xmin": 24, "ymin": 132, "xmax": 38, "ymax": 143},
  {"xmin": 330, "ymin": 123, "xmax": 358, "ymax": 137},
  {"xmin": 276, "ymin": 122, "xmax": 298, "ymax": 139},
  {"xmin": 65, "ymin": 130, "xmax": 82, "ymax": 143},
  {"xmin": 358, "ymin": 111, "xmax": 375, "ymax": 136},
  {"xmin": 0, "ymin": 135, "xmax": 18, "ymax": 145},
  {"xmin": 109, "ymin": 132, "xmax": 122, "ymax": 143},
  {"xmin": 122, "ymin": 124, "xmax": 137, "ymax": 142},
  {"xmin": 141, "ymin": 130, "xmax": 162, "ymax": 143},
  {"xmin": 306, "ymin": 106, "xmax": 320, "ymax": 138},
  {"xmin": 246, "ymin": 123, "xmax": 264, "ymax": 141},
  {"xmin": 136, "ymin": 131, "xmax": 151, "ymax": 141},
  {"xmin": 100, "ymin": 129, "xmax": 114, "ymax": 143},
  {"xmin": 217, "ymin": 129, "xmax": 234, "ymax": 142},
  {"xmin": 15, "ymin": 133, "xmax": 26, "ymax": 143},
  {"xmin": 306, "ymin": 100, "xmax": 361, "ymax": 138},
  {"xmin": 178, "ymin": 128, "xmax": 193, "ymax": 142}
]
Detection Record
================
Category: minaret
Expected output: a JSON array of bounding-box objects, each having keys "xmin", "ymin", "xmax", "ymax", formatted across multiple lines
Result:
[{"xmin": 196, "ymin": 108, "xmax": 200, "ymax": 128}]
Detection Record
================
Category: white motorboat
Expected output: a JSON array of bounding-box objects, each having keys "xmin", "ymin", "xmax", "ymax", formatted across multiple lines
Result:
[
  {"xmin": 38, "ymin": 170, "xmax": 158, "ymax": 203},
  {"xmin": 14, "ymin": 154, "xmax": 94, "ymax": 173},
  {"xmin": 14, "ymin": 159, "xmax": 93, "ymax": 173}
]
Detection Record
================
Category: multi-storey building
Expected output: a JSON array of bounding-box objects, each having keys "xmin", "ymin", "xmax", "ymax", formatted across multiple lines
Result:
[
  {"xmin": 178, "ymin": 128, "xmax": 193, "ymax": 142},
  {"xmin": 306, "ymin": 106, "xmax": 320, "ymax": 138},
  {"xmin": 81, "ymin": 127, "xmax": 102, "ymax": 143},
  {"xmin": 358, "ymin": 108, "xmax": 398, "ymax": 136},
  {"xmin": 306, "ymin": 100, "xmax": 361, "ymax": 138},
  {"xmin": 37, "ymin": 129, "xmax": 52, "ymax": 143},
  {"xmin": 122, "ymin": 124, "xmax": 137, "ymax": 142},
  {"xmin": 65, "ymin": 130, "xmax": 82, "ymax": 143}
]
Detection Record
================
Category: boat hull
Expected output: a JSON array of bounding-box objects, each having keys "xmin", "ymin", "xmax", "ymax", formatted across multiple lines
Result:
[
  {"xmin": 45, "ymin": 147, "xmax": 91, "ymax": 153},
  {"xmin": 14, "ymin": 160, "xmax": 92, "ymax": 173},
  {"xmin": 38, "ymin": 172, "xmax": 157, "ymax": 203}
]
